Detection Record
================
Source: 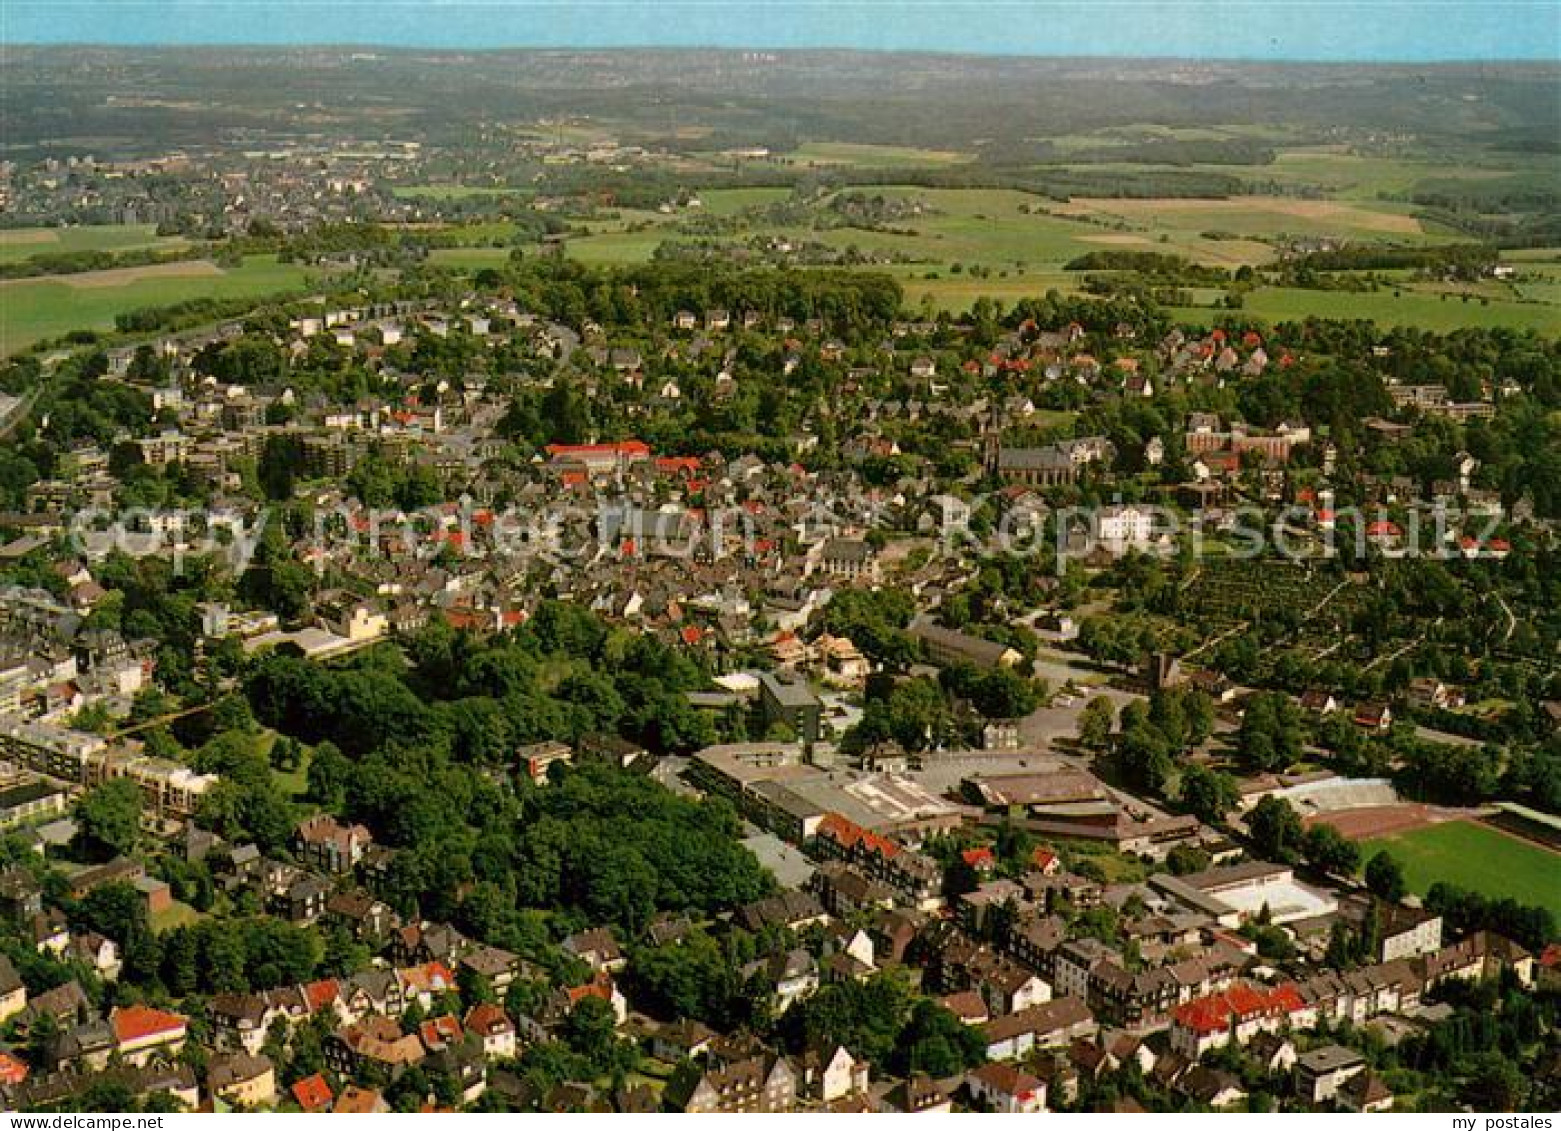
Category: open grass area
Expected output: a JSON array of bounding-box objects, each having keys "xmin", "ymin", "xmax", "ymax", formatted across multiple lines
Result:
[
  {"xmin": 694, "ymin": 187, "xmax": 795, "ymax": 215},
  {"xmin": 0, "ymin": 223, "xmax": 189, "ymax": 264},
  {"xmin": 428, "ymin": 247, "xmax": 514, "ymax": 269},
  {"xmin": 391, "ymin": 184, "xmax": 534, "ymax": 200},
  {"xmin": 418, "ymin": 168, "xmax": 1550, "ymax": 333},
  {"xmin": 0, "ymin": 255, "xmax": 312, "ymax": 355},
  {"xmin": 1362, "ymin": 819, "xmax": 1561, "ymax": 919},
  {"xmin": 1171, "ymin": 285, "xmax": 1561, "ymax": 334},
  {"xmin": 789, "ymin": 141, "xmax": 975, "ymax": 168},
  {"xmin": 561, "ymin": 183, "xmax": 1473, "ymax": 293},
  {"xmin": 1052, "ymin": 194, "xmax": 1435, "ymax": 242},
  {"xmin": 151, "ymin": 900, "xmax": 204, "ymax": 933}
]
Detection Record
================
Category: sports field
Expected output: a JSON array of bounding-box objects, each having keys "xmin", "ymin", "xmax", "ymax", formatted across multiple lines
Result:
[{"xmin": 1362, "ymin": 819, "xmax": 1561, "ymax": 918}]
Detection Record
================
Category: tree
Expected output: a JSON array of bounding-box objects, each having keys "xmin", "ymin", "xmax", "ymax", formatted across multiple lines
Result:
[
  {"xmin": 1247, "ymin": 796, "xmax": 1304, "ymax": 863},
  {"xmin": 1178, "ymin": 764, "xmax": 1239, "ymax": 824},
  {"xmin": 1077, "ymin": 696, "xmax": 1114, "ymax": 750},
  {"xmin": 890, "ymin": 999, "xmax": 986, "ymax": 1078},
  {"xmin": 626, "ymin": 931, "xmax": 739, "ymax": 1028},
  {"xmin": 1302, "ymin": 823, "xmax": 1361, "ymax": 877},
  {"xmin": 1117, "ymin": 721, "xmax": 1173, "ymax": 795},
  {"xmin": 1238, "ymin": 692, "xmax": 1303, "ymax": 772},
  {"xmin": 74, "ymin": 778, "xmax": 142, "ymax": 861},
  {"xmin": 306, "ymin": 740, "xmax": 352, "ymax": 809},
  {"xmin": 563, "ymin": 996, "xmax": 632, "ymax": 1076},
  {"xmin": 74, "ymin": 880, "xmax": 151, "ymax": 944},
  {"xmin": 1364, "ymin": 850, "xmax": 1407, "ymax": 904}
]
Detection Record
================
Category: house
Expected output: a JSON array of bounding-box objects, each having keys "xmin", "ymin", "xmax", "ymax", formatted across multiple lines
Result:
[
  {"xmin": 334, "ymin": 1085, "xmax": 390, "ymax": 1114},
  {"xmin": 276, "ymin": 874, "xmax": 330, "ymax": 924},
  {"xmin": 207, "ymin": 1051, "xmax": 277, "ymax": 1109},
  {"xmin": 1353, "ymin": 702, "xmax": 1393, "ymax": 732},
  {"xmin": 110, "ymin": 1004, "xmax": 188, "ymax": 1067},
  {"xmin": 1339, "ymin": 1070, "xmax": 1394, "ymax": 1112},
  {"xmin": 326, "ymin": 889, "xmax": 398, "ymax": 942},
  {"xmin": 815, "ymin": 634, "xmax": 870, "ymax": 688},
  {"xmin": 737, "ymin": 891, "xmax": 828, "ymax": 933},
  {"xmin": 1294, "ymin": 1045, "xmax": 1365, "ymax": 1105},
  {"xmin": 651, "ymin": 1018, "xmax": 719, "ymax": 1064},
  {"xmin": 1179, "ymin": 1065, "xmax": 1246, "ymax": 1109},
  {"xmin": 801, "ymin": 1044, "xmax": 869, "ymax": 1103},
  {"xmin": 398, "ymin": 961, "xmax": 459, "ymax": 1010},
  {"xmin": 1247, "ymin": 1031, "xmax": 1297, "ymax": 1075},
  {"xmin": 744, "ymin": 948, "xmax": 819, "ymax": 1013},
  {"xmin": 209, "ymin": 993, "xmax": 275, "ymax": 1055},
  {"xmin": 291, "ymin": 814, "xmax": 372, "ymax": 874},
  {"xmin": 459, "ymin": 943, "xmax": 525, "ymax": 992},
  {"xmin": 0, "ymin": 955, "xmax": 26, "ymax": 1023},
  {"xmin": 0, "ymin": 1050, "xmax": 28, "ymax": 1089},
  {"xmin": 980, "ymin": 997, "xmax": 1097, "ymax": 1061},
  {"xmin": 966, "ymin": 1062, "xmax": 1046, "ymax": 1113},
  {"xmin": 1300, "ymin": 689, "xmax": 1339, "ymax": 715},
  {"xmin": 67, "ymin": 932, "xmax": 120, "ymax": 982},
  {"xmin": 289, "ymin": 1072, "xmax": 334, "ymax": 1113},
  {"xmin": 669, "ymin": 1053, "xmax": 798, "ymax": 1114},
  {"xmin": 907, "ymin": 618, "xmax": 1022, "ymax": 670},
  {"xmin": 816, "ymin": 538, "xmax": 880, "ymax": 583},
  {"xmin": 1371, "ymin": 902, "xmax": 1443, "ymax": 961},
  {"xmin": 18, "ymin": 981, "xmax": 90, "ymax": 1034},
  {"xmin": 329, "ymin": 1016, "xmax": 426, "ymax": 1078},
  {"xmin": 885, "ymin": 1074, "xmax": 952, "ymax": 1113},
  {"xmin": 1407, "ymin": 677, "xmax": 1463, "ymax": 711},
  {"xmin": 563, "ymin": 927, "xmax": 626, "ymax": 973},
  {"xmin": 465, "ymin": 1003, "xmax": 517, "ymax": 1059},
  {"xmin": 1170, "ymin": 982, "xmax": 1306, "ymax": 1057}
]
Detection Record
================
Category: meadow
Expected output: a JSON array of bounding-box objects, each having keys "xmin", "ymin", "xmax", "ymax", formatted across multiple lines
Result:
[
  {"xmin": 0, "ymin": 223, "xmax": 189, "ymax": 264},
  {"xmin": 0, "ymin": 255, "xmax": 311, "ymax": 355},
  {"xmin": 1363, "ymin": 819, "xmax": 1561, "ymax": 919},
  {"xmin": 391, "ymin": 185, "xmax": 535, "ymax": 200},
  {"xmin": 1172, "ymin": 285, "xmax": 1561, "ymax": 334}
]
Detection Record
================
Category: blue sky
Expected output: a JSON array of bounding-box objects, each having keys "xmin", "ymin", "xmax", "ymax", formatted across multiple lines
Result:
[{"xmin": 5, "ymin": 1, "xmax": 1560, "ymax": 61}]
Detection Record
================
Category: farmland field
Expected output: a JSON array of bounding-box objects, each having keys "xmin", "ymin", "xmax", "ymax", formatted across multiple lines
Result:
[
  {"xmin": 1362, "ymin": 819, "xmax": 1561, "ymax": 919},
  {"xmin": 0, "ymin": 255, "xmax": 312, "ymax": 355},
  {"xmin": 0, "ymin": 223, "xmax": 189, "ymax": 264},
  {"xmin": 1051, "ymin": 195, "xmax": 1436, "ymax": 241},
  {"xmin": 391, "ymin": 184, "xmax": 535, "ymax": 200},
  {"xmin": 1173, "ymin": 285, "xmax": 1561, "ymax": 334},
  {"xmin": 560, "ymin": 183, "xmax": 1473, "ymax": 284},
  {"xmin": 789, "ymin": 141, "xmax": 975, "ymax": 168}
]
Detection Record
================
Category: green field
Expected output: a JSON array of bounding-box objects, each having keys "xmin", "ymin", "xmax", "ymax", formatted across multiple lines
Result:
[
  {"xmin": 1363, "ymin": 819, "xmax": 1561, "ymax": 919},
  {"xmin": 0, "ymin": 223, "xmax": 189, "ymax": 264},
  {"xmin": 1173, "ymin": 285, "xmax": 1561, "ymax": 334},
  {"xmin": 428, "ymin": 247, "xmax": 514, "ymax": 269},
  {"xmin": 0, "ymin": 255, "xmax": 312, "ymax": 355},
  {"xmin": 789, "ymin": 141, "xmax": 975, "ymax": 168},
  {"xmin": 391, "ymin": 184, "xmax": 534, "ymax": 200},
  {"xmin": 560, "ymin": 183, "xmax": 1471, "ymax": 287}
]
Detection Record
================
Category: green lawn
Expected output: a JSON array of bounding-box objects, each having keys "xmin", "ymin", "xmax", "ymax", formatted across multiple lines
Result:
[
  {"xmin": 0, "ymin": 223, "xmax": 189, "ymax": 265},
  {"xmin": 0, "ymin": 255, "xmax": 312, "ymax": 356},
  {"xmin": 151, "ymin": 900, "xmax": 204, "ymax": 933},
  {"xmin": 1362, "ymin": 819, "xmax": 1561, "ymax": 919},
  {"xmin": 694, "ymin": 187, "xmax": 795, "ymax": 215}
]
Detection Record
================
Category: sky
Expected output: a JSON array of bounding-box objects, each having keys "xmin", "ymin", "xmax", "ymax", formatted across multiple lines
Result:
[{"xmin": 4, "ymin": 1, "xmax": 1559, "ymax": 62}]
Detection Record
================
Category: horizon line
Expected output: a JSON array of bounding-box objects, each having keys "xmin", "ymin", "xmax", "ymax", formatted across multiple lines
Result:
[{"xmin": 8, "ymin": 41, "xmax": 1561, "ymax": 65}]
